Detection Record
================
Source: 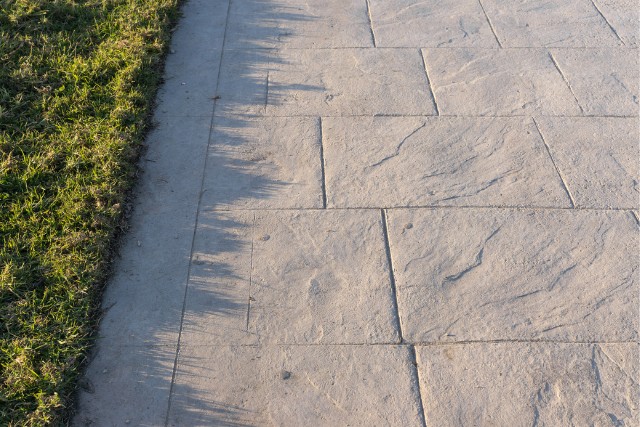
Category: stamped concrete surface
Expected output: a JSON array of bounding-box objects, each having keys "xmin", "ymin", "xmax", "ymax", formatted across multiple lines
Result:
[
  {"xmin": 323, "ymin": 116, "xmax": 571, "ymax": 208},
  {"xmin": 536, "ymin": 117, "xmax": 639, "ymax": 208},
  {"xmin": 74, "ymin": 0, "xmax": 639, "ymax": 425},
  {"xmin": 480, "ymin": 0, "xmax": 624, "ymax": 47},
  {"xmin": 368, "ymin": 0, "xmax": 499, "ymax": 48},
  {"xmin": 418, "ymin": 343, "xmax": 639, "ymax": 425},
  {"xmin": 266, "ymin": 48, "xmax": 437, "ymax": 116},
  {"xmin": 550, "ymin": 48, "xmax": 639, "ymax": 116},
  {"xmin": 387, "ymin": 208, "xmax": 638, "ymax": 343},
  {"xmin": 423, "ymin": 48, "xmax": 583, "ymax": 116},
  {"xmin": 168, "ymin": 344, "xmax": 423, "ymax": 425}
]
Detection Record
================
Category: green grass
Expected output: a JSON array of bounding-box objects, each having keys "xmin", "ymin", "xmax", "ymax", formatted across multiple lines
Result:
[{"xmin": 0, "ymin": 0, "xmax": 181, "ymax": 424}]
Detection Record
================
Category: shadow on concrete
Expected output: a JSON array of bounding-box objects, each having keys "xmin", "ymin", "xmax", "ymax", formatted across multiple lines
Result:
[
  {"xmin": 163, "ymin": 9, "xmax": 317, "ymax": 426},
  {"xmin": 74, "ymin": 0, "xmax": 324, "ymax": 426}
]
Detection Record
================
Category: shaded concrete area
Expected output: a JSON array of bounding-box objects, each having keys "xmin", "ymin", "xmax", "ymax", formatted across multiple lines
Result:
[{"xmin": 74, "ymin": 0, "xmax": 639, "ymax": 425}]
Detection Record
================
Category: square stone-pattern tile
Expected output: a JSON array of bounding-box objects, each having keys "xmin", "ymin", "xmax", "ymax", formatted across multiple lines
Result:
[
  {"xmin": 417, "ymin": 343, "xmax": 638, "ymax": 426},
  {"xmin": 551, "ymin": 48, "xmax": 639, "ymax": 116},
  {"xmin": 369, "ymin": 0, "xmax": 498, "ymax": 47},
  {"xmin": 180, "ymin": 210, "xmax": 400, "ymax": 346},
  {"xmin": 225, "ymin": 0, "xmax": 372, "ymax": 48},
  {"xmin": 323, "ymin": 116, "xmax": 571, "ymax": 208},
  {"xmin": 593, "ymin": 0, "xmax": 639, "ymax": 47},
  {"xmin": 266, "ymin": 48, "xmax": 437, "ymax": 116},
  {"xmin": 537, "ymin": 117, "xmax": 639, "ymax": 209},
  {"xmin": 168, "ymin": 345, "xmax": 423, "ymax": 426},
  {"xmin": 387, "ymin": 208, "xmax": 638, "ymax": 342},
  {"xmin": 249, "ymin": 210, "xmax": 400, "ymax": 344},
  {"xmin": 200, "ymin": 116, "xmax": 323, "ymax": 210},
  {"xmin": 481, "ymin": 0, "xmax": 623, "ymax": 47},
  {"xmin": 423, "ymin": 48, "xmax": 582, "ymax": 116},
  {"xmin": 74, "ymin": 343, "xmax": 176, "ymax": 426}
]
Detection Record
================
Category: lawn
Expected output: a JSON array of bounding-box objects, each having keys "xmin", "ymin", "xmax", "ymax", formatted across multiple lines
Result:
[{"xmin": 0, "ymin": 0, "xmax": 181, "ymax": 424}]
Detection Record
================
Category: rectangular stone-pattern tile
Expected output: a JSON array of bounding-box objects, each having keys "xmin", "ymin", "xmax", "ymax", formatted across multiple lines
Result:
[
  {"xmin": 200, "ymin": 116, "xmax": 323, "ymax": 210},
  {"xmin": 551, "ymin": 48, "xmax": 639, "ymax": 116},
  {"xmin": 481, "ymin": 0, "xmax": 623, "ymax": 47},
  {"xmin": 181, "ymin": 210, "xmax": 400, "ymax": 346},
  {"xmin": 266, "ymin": 49, "xmax": 437, "ymax": 116},
  {"xmin": 216, "ymin": 49, "xmax": 272, "ymax": 116},
  {"xmin": 423, "ymin": 48, "xmax": 582, "ymax": 116},
  {"xmin": 249, "ymin": 210, "xmax": 400, "ymax": 344},
  {"xmin": 387, "ymin": 209, "xmax": 638, "ymax": 342},
  {"xmin": 168, "ymin": 345, "xmax": 423, "ymax": 426},
  {"xmin": 74, "ymin": 343, "xmax": 176, "ymax": 426},
  {"xmin": 417, "ymin": 343, "xmax": 638, "ymax": 426},
  {"xmin": 226, "ymin": 0, "xmax": 372, "ymax": 48},
  {"xmin": 179, "ymin": 211, "xmax": 256, "ymax": 347},
  {"xmin": 593, "ymin": 0, "xmax": 639, "ymax": 47},
  {"xmin": 369, "ymin": 0, "xmax": 498, "ymax": 47},
  {"xmin": 97, "ymin": 115, "xmax": 213, "ymax": 344},
  {"xmin": 537, "ymin": 117, "xmax": 639, "ymax": 209},
  {"xmin": 323, "ymin": 116, "xmax": 571, "ymax": 208}
]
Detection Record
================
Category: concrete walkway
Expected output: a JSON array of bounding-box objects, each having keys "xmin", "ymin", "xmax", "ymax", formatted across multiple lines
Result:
[{"xmin": 74, "ymin": 0, "xmax": 639, "ymax": 425}]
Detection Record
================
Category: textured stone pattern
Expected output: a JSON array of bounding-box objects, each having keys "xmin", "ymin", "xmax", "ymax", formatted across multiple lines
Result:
[
  {"xmin": 387, "ymin": 209, "xmax": 638, "ymax": 343},
  {"xmin": 536, "ymin": 117, "xmax": 639, "ymax": 208},
  {"xmin": 418, "ymin": 343, "xmax": 639, "ymax": 425},
  {"xmin": 323, "ymin": 116, "xmax": 571, "ymax": 208},
  {"xmin": 74, "ymin": 0, "xmax": 639, "ymax": 425},
  {"xmin": 169, "ymin": 345, "xmax": 424, "ymax": 426},
  {"xmin": 201, "ymin": 115, "xmax": 324, "ymax": 210},
  {"xmin": 480, "ymin": 0, "xmax": 624, "ymax": 47}
]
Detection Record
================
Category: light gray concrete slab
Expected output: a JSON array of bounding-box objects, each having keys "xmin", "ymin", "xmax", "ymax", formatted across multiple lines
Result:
[
  {"xmin": 266, "ymin": 48, "xmax": 437, "ymax": 116},
  {"xmin": 216, "ymin": 49, "xmax": 273, "ymax": 116},
  {"xmin": 417, "ymin": 343, "xmax": 639, "ymax": 426},
  {"xmin": 369, "ymin": 0, "xmax": 499, "ymax": 47},
  {"xmin": 593, "ymin": 0, "xmax": 639, "ymax": 47},
  {"xmin": 155, "ymin": 49, "xmax": 220, "ymax": 117},
  {"xmin": 170, "ymin": 0, "xmax": 228, "ymax": 47},
  {"xmin": 155, "ymin": 0, "xmax": 227, "ymax": 117},
  {"xmin": 481, "ymin": 0, "xmax": 623, "ymax": 47},
  {"xmin": 226, "ymin": 0, "xmax": 372, "ymax": 48},
  {"xmin": 423, "ymin": 48, "xmax": 582, "ymax": 116},
  {"xmin": 168, "ymin": 344, "xmax": 423, "ymax": 426},
  {"xmin": 537, "ymin": 117, "xmax": 639, "ymax": 209},
  {"xmin": 323, "ymin": 116, "xmax": 571, "ymax": 208},
  {"xmin": 550, "ymin": 48, "xmax": 639, "ymax": 117},
  {"xmin": 387, "ymin": 208, "xmax": 639, "ymax": 342},
  {"xmin": 73, "ymin": 2, "xmax": 222, "ymax": 422},
  {"xmin": 73, "ymin": 343, "xmax": 176, "ymax": 426},
  {"xmin": 200, "ymin": 115, "xmax": 323, "ymax": 210},
  {"xmin": 179, "ymin": 210, "xmax": 257, "ymax": 347},
  {"xmin": 181, "ymin": 209, "xmax": 401, "ymax": 346},
  {"xmin": 249, "ymin": 210, "xmax": 400, "ymax": 344},
  {"xmin": 96, "ymin": 115, "xmax": 213, "ymax": 345}
]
